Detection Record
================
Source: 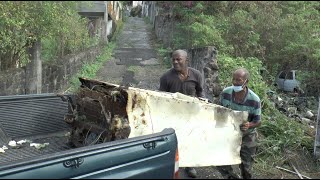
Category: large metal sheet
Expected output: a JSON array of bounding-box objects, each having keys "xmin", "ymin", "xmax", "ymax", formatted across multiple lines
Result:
[{"xmin": 125, "ymin": 87, "xmax": 248, "ymax": 167}]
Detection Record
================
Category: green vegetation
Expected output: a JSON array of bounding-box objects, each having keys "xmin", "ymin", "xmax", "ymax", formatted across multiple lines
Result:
[
  {"xmin": 155, "ymin": 1, "xmax": 320, "ymax": 172},
  {"xmin": 0, "ymin": 1, "xmax": 93, "ymax": 69},
  {"xmin": 110, "ymin": 20, "xmax": 124, "ymax": 42},
  {"xmin": 1, "ymin": 1, "xmax": 318, "ymax": 174},
  {"xmin": 127, "ymin": 65, "xmax": 140, "ymax": 72},
  {"xmin": 159, "ymin": 1, "xmax": 320, "ymax": 93},
  {"xmin": 155, "ymin": 44, "xmax": 172, "ymax": 68},
  {"xmin": 143, "ymin": 17, "xmax": 150, "ymax": 24},
  {"xmin": 0, "ymin": 1, "xmax": 126, "ymax": 94},
  {"xmin": 67, "ymin": 42, "xmax": 116, "ymax": 92},
  {"xmin": 67, "ymin": 19, "xmax": 124, "ymax": 92}
]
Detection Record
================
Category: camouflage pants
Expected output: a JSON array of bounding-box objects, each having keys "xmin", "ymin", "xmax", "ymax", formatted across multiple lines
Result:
[{"xmin": 217, "ymin": 132, "xmax": 257, "ymax": 179}]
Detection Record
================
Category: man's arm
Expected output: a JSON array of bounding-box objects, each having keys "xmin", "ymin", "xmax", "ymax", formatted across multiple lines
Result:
[
  {"xmin": 241, "ymin": 121, "xmax": 261, "ymax": 131},
  {"xmin": 196, "ymin": 72, "xmax": 205, "ymax": 98},
  {"xmin": 241, "ymin": 99, "xmax": 262, "ymax": 131},
  {"xmin": 159, "ymin": 75, "xmax": 168, "ymax": 92}
]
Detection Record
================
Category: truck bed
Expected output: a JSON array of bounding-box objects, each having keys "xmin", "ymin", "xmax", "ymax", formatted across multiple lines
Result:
[
  {"xmin": 0, "ymin": 94, "xmax": 71, "ymax": 166},
  {"xmin": 0, "ymin": 131, "xmax": 71, "ymax": 166},
  {"xmin": 0, "ymin": 93, "xmax": 178, "ymax": 179}
]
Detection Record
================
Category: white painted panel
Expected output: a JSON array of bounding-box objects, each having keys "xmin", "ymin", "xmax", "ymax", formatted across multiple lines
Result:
[
  {"xmin": 107, "ymin": 20, "xmax": 113, "ymax": 36},
  {"xmin": 124, "ymin": 86, "xmax": 247, "ymax": 167}
]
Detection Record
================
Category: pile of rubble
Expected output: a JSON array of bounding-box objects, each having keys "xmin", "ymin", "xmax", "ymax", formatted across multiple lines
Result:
[{"xmin": 267, "ymin": 90, "xmax": 319, "ymax": 128}]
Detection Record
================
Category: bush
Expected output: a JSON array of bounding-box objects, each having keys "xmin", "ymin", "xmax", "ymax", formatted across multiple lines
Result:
[{"xmin": 130, "ymin": 5, "xmax": 142, "ymax": 17}]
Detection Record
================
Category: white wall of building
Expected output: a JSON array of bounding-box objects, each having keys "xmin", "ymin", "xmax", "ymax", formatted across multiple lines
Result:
[{"xmin": 132, "ymin": 1, "xmax": 142, "ymax": 7}]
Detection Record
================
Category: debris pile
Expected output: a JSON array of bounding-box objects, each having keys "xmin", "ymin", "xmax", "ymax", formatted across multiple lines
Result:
[
  {"xmin": 267, "ymin": 90, "xmax": 319, "ymax": 127},
  {"xmin": 62, "ymin": 78, "xmax": 131, "ymax": 148},
  {"xmin": 0, "ymin": 139, "xmax": 48, "ymax": 153}
]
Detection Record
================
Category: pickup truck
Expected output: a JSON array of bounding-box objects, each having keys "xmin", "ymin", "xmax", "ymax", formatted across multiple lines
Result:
[{"xmin": 0, "ymin": 86, "xmax": 179, "ymax": 178}]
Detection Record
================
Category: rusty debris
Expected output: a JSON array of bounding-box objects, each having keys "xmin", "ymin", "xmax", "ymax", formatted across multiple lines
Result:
[
  {"xmin": 267, "ymin": 90, "xmax": 318, "ymax": 126},
  {"xmin": 62, "ymin": 78, "xmax": 131, "ymax": 148}
]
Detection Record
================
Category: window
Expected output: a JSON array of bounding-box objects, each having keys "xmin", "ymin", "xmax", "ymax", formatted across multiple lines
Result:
[
  {"xmin": 279, "ymin": 72, "xmax": 286, "ymax": 79},
  {"xmin": 286, "ymin": 71, "xmax": 293, "ymax": 80}
]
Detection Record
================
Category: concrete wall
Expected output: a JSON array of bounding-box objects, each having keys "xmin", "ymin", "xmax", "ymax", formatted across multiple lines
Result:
[
  {"xmin": 41, "ymin": 45, "xmax": 102, "ymax": 93},
  {"xmin": 132, "ymin": 1, "xmax": 142, "ymax": 7},
  {"xmin": 107, "ymin": 19, "xmax": 113, "ymax": 36},
  {"xmin": 154, "ymin": 14, "xmax": 174, "ymax": 48},
  {"xmin": 78, "ymin": 1, "xmax": 108, "ymax": 43},
  {"xmin": 0, "ymin": 45, "xmax": 102, "ymax": 96},
  {"xmin": 79, "ymin": 1, "xmax": 123, "ymax": 43},
  {"xmin": 141, "ymin": 1, "xmax": 158, "ymax": 29},
  {"xmin": 78, "ymin": 1, "xmax": 106, "ymax": 14}
]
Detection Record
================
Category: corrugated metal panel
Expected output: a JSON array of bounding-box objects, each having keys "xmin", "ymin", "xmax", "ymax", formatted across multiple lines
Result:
[{"xmin": 0, "ymin": 93, "xmax": 69, "ymax": 139}]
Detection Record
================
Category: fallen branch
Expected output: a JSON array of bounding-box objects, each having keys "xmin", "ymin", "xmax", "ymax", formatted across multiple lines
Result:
[
  {"xmin": 291, "ymin": 164, "xmax": 303, "ymax": 179},
  {"xmin": 276, "ymin": 166, "xmax": 311, "ymax": 179}
]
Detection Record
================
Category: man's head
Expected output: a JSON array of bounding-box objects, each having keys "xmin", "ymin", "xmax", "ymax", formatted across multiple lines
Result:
[
  {"xmin": 172, "ymin": 50, "xmax": 188, "ymax": 72},
  {"xmin": 232, "ymin": 68, "xmax": 250, "ymax": 91}
]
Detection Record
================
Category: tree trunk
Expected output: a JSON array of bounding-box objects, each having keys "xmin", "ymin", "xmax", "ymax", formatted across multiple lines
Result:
[{"xmin": 26, "ymin": 39, "xmax": 42, "ymax": 94}]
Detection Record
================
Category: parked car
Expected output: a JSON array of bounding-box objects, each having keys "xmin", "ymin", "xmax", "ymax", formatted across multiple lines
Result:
[{"xmin": 274, "ymin": 70, "xmax": 301, "ymax": 93}]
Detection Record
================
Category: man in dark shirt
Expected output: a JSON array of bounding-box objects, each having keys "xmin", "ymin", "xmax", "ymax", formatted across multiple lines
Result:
[
  {"xmin": 159, "ymin": 49, "xmax": 204, "ymax": 178},
  {"xmin": 159, "ymin": 50, "xmax": 204, "ymax": 98}
]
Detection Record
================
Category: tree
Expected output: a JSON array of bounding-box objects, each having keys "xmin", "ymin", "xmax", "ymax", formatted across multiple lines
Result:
[{"xmin": 0, "ymin": 1, "xmax": 92, "ymax": 70}]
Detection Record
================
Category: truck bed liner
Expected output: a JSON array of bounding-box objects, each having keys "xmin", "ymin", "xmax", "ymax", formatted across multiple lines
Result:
[
  {"xmin": 0, "ymin": 131, "xmax": 71, "ymax": 166},
  {"xmin": 0, "ymin": 94, "xmax": 71, "ymax": 166}
]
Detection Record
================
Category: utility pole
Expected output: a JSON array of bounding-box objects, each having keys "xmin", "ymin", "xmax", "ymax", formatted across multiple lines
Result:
[{"xmin": 314, "ymin": 97, "xmax": 320, "ymax": 159}]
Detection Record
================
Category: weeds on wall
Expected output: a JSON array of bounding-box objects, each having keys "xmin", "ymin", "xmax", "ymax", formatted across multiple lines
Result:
[
  {"xmin": 67, "ymin": 42, "xmax": 116, "ymax": 93},
  {"xmin": 67, "ymin": 20, "xmax": 124, "ymax": 92}
]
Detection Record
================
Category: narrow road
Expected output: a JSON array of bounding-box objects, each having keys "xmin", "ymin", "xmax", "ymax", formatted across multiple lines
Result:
[{"xmin": 96, "ymin": 17, "xmax": 167, "ymax": 91}]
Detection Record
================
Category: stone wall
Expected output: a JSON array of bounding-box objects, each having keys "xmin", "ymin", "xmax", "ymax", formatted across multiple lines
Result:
[
  {"xmin": 186, "ymin": 47, "xmax": 222, "ymax": 101},
  {"xmin": 0, "ymin": 45, "xmax": 102, "ymax": 96},
  {"xmin": 154, "ymin": 14, "xmax": 174, "ymax": 48},
  {"xmin": 41, "ymin": 45, "xmax": 102, "ymax": 93},
  {"xmin": 0, "ymin": 68, "xmax": 26, "ymax": 96}
]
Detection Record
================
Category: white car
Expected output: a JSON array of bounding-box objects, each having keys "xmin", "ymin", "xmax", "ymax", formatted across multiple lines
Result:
[{"xmin": 274, "ymin": 70, "xmax": 301, "ymax": 93}]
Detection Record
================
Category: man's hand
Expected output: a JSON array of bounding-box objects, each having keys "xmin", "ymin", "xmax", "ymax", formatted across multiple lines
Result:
[
  {"xmin": 240, "ymin": 121, "xmax": 261, "ymax": 132},
  {"xmin": 240, "ymin": 122, "xmax": 250, "ymax": 132}
]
